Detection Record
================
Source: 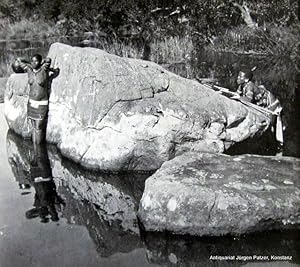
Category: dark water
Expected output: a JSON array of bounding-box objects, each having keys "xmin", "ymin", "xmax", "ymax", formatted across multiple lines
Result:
[{"xmin": 0, "ymin": 104, "xmax": 300, "ymax": 267}]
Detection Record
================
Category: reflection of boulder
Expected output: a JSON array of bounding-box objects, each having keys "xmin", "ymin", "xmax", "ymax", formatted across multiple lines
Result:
[
  {"xmin": 5, "ymin": 42, "xmax": 271, "ymax": 171},
  {"xmin": 138, "ymin": 152, "xmax": 300, "ymax": 236},
  {"xmin": 6, "ymin": 131, "xmax": 146, "ymax": 257},
  {"xmin": 142, "ymin": 230, "xmax": 300, "ymax": 266},
  {"xmin": 48, "ymin": 144, "xmax": 149, "ymax": 234},
  {"xmin": 57, "ymin": 183, "xmax": 142, "ymax": 257},
  {"xmin": 6, "ymin": 130, "xmax": 32, "ymax": 186},
  {"xmin": 48, "ymin": 149, "xmax": 149, "ymax": 256}
]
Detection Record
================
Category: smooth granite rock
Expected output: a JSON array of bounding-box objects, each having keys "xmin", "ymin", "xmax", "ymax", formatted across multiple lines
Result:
[
  {"xmin": 138, "ymin": 152, "xmax": 300, "ymax": 236},
  {"xmin": 5, "ymin": 42, "xmax": 271, "ymax": 171}
]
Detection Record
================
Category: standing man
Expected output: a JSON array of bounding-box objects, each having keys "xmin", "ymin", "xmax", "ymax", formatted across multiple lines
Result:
[{"xmin": 14, "ymin": 55, "xmax": 58, "ymax": 146}]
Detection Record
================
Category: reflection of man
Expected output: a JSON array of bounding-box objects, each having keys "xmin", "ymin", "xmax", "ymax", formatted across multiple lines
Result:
[
  {"xmin": 12, "ymin": 55, "xmax": 59, "ymax": 146},
  {"xmin": 25, "ymin": 143, "xmax": 64, "ymax": 223}
]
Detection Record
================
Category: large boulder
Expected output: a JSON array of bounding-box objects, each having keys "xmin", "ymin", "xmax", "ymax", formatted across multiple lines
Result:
[
  {"xmin": 5, "ymin": 42, "xmax": 270, "ymax": 171},
  {"xmin": 138, "ymin": 152, "xmax": 300, "ymax": 236}
]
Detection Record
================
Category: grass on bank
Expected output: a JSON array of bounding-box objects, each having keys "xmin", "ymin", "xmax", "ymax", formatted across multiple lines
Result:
[
  {"xmin": 0, "ymin": 18, "xmax": 60, "ymax": 40},
  {"xmin": 1, "ymin": 18, "xmax": 299, "ymax": 78},
  {"xmin": 1, "ymin": 18, "xmax": 194, "ymax": 77},
  {"xmin": 151, "ymin": 36, "xmax": 193, "ymax": 64},
  {"xmin": 2, "ymin": 17, "xmax": 299, "ymax": 56},
  {"xmin": 101, "ymin": 35, "xmax": 194, "ymax": 64}
]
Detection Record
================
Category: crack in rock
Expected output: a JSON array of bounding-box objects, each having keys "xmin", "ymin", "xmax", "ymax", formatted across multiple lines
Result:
[
  {"xmin": 79, "ymin": 139, "xmax": 94, "ymax": 162},
  {"xmin": 208, "ymin": 193, "xmax": 218, "ymax": 223}
]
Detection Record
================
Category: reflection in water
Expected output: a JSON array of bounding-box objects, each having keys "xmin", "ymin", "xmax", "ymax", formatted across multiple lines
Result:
[
  {"xmin": 7, "ymin": 131, "xmax": 64, "ymax": 223},
  {"xmin": 142, "ymin": 230, "xmax": 300, "ymax": 266},
  {"xmin": 26, "ymin": 144, "xmax": 64, "ymax": 223},
  {"xmin": 6, "ymin": 130, "xmax": 300, "ymax": 264},
  {"xmin": 6, "ymin": 130, "xmax": 147, "ymax": 257},
  {"xmin": 56, "ymin": 184, "xmax": 143, "ymax": 257}
]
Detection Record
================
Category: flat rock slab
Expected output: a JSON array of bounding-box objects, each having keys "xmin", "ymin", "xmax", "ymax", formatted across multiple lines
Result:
[{"xmin": 138, "ymin": 152, "xmax": 300, "ymax": 236}]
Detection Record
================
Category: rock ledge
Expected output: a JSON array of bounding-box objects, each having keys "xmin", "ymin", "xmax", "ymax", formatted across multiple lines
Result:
[{"xmin": 138, "ymin": 152, "xmax": 300, "ymax": 236}]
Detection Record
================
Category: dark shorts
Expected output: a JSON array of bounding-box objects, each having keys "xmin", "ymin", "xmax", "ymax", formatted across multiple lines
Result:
[{"xmin": 27, "ymin": 100, "xmax": 49, "ymax": 121}]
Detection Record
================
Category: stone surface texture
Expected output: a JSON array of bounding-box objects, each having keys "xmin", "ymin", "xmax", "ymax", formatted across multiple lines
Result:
[
  {"xmin": 0, "ymin": 77, "xmax": 8, "ymax": 103},
  {"xmin": 5, "ymin": 42, "xmax": 270, "ymax": 171},
  {"xmin": 138, "ymin": 152, "xmax": 300, "ymax": 236}
]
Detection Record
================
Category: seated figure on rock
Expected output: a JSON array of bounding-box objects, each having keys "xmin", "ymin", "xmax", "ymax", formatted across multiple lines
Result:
[{"xmin": 235, "ymin": 69, "xmax": 257, "ymax": 103}]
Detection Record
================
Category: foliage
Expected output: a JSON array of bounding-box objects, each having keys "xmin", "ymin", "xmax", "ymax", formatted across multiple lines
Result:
[
  {"xmin": 245, "ymin": 0, "xmax": 299, "ymax": 27},
  {"xmin": 209, "ymin": 24, "xmax": 300, "ymax": 55},
  {"xmin": 0, "ymin": 0, "xmax": 299, "ymax": 57},
  {"xmin": 1, "ymin": 0, "xmax": 298, "ymax": 42}
]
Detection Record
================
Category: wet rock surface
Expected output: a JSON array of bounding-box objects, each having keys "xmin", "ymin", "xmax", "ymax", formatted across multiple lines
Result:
[
  {"xmin": 5, "ymin": 42, "xmax": 270, "ymax": 171},
  {"xmin": 138, "ymin": 152, "xmax": 300, "ymax": 236}
]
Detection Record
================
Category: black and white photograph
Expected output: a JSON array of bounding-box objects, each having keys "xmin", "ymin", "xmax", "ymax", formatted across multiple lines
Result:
[{"xmin": 0, "ymin": 0, "xmax": 299, "ymax": 266}]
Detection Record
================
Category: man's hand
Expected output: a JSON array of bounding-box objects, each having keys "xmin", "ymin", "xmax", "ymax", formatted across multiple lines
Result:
[
  {"xmin": 49, "ymin": 68, "xmax": 60, "ymax": 80},
  {"xmin": 44, "ymin": 57, "xmax": 52, "ymax": 64},
  {"xmin": 12, "ymin": 58, "xmax": 30, "ymax": 73}
]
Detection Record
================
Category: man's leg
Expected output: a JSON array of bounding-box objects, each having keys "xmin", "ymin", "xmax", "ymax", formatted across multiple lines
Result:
[
  {"xmin": 31, "ymin": 119, "xmax": 38, "ymax": 157},
  {"xmin": 27, "ymin": 118, "xmax": 36, "ymax": 164},
  {"xmin": 28, "ymin": 101, "xmax": 48, "ymax": 147}
]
